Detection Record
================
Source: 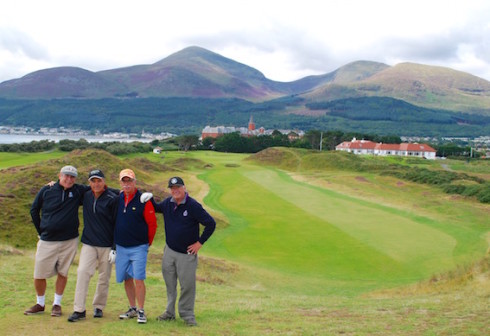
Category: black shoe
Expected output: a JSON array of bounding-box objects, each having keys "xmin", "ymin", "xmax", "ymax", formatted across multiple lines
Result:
[
  {"xmin": 184, "ymin": 316, "xmax": 198, "ymax": 326},
  {"xmin": 93, "ymin": 308, "xmax": 103, "ymax": 318},
  {"xmin": 156, "ymin": 311, "xmax": 175, "ymax": 321},
  {"xmin": 67, "ymin": 311, "xmax": 86, "ymax": 322}
]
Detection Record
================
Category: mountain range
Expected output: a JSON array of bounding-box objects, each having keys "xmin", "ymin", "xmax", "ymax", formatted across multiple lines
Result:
[{"xmin": 0, "ymin": 46, "xmax": 489, "ymax": 136}]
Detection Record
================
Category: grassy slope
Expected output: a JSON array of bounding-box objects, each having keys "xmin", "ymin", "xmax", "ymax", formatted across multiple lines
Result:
[
  {"xmin": 0, "ymin": 150, "xmax": 66, "ymax": 169},
  {"xmin": 0, "ymin": 149, "xmax": 488, "ymax": 335}
]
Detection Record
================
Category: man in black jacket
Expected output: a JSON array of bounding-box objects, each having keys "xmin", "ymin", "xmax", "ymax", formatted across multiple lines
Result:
[
  {"xmin": 25, "ymin": 165, "xmax": 89, "ymax": 317},
  {"xmin": 67, "ymin": 169, "xmax": 118, "ymax": 322}
]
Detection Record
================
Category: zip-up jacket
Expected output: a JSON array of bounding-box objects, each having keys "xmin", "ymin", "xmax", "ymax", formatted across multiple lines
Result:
[
  {"xmin": 30, "ymin": 182, "xmax": 89, "ymax": 241},
  {"xmin": 153, "ymin": 193, "xmax": 216, "ymax": 254},
  {"xmin": 81, "ymin": 187, "xmax": 118, "ymax": 247},
  {"xmin": 114, "ymin": 189, "xmax": 157, "ymax": 247}
]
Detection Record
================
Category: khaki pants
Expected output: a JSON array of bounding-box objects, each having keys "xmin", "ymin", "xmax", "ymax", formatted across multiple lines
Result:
[
  {"xmin": 34, "ymin": 238, "xmax": 78, "ymax": 278},
  {"xmin": 73, "ymin": 244, "xmax": 112, "ymax": 312}
]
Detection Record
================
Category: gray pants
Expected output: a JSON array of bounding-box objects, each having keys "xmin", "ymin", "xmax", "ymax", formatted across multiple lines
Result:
[{"xmin": 162, "ymin": 245, "xmax": 198, "ymax": 319}]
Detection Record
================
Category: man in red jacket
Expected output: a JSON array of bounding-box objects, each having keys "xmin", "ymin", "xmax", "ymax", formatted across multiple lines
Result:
[{"xmin": 114, "ymin": 169, "xmax": 157, "ymax": 324}]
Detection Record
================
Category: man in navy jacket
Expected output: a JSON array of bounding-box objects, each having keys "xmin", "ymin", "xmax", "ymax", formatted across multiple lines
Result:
[
  {"xmin": 114, "ymin": 169, "xmax": 157, "ymax": 324},
  {"xmin": 153, "ymin": 176, "xmax": 216, "ymax": 326}
]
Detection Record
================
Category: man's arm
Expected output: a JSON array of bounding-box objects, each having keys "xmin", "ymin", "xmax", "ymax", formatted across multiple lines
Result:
[
  {"xmin": 187, "ymin": 203, "xmax": 216, "ymax": 254},
  {"xmin": 30, "ymin": 186, "xmax": 48, "ymax": 235},
  {"xmin": 143, "ymin": 201, "xmax": 157, "ymax": 245},
  {"xmin": 148, "ymin": 196, "xmax": 164, "ymax": 213},
  {"xmin": 194, "ymin": 201, "xmax": 216, "ymax": 245}
]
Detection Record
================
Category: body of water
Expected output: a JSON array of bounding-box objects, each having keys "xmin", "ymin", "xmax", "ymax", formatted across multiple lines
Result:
[{"xmin": 0, "ymin": 134, "xmax": 153, "ymax": 144}]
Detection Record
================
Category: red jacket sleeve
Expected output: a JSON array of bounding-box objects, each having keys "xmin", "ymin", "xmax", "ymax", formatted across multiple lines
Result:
[{"xmin": 143, "ymin": 201, "xmax": 157, "ymax": 245}]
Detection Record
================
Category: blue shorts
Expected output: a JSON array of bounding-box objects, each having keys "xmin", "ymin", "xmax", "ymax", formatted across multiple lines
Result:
[{"xmin": 115, "ymin": 244, "xmax": 149, "ymax": 283}]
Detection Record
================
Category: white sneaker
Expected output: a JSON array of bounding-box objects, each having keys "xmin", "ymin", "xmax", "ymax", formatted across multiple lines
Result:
[
  {"xmin": 137, "ymin": 309, "xmax": 147, "ymax": 324},
  {"xmin": 119, "ymin": 307, "xmax": 137, "ymax": 319}
]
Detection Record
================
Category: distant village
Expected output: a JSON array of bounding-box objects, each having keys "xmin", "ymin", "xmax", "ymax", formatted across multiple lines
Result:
[
  {"xmin": 0, "ymin": 126, "xmax": 174, "ymax": 141},
  {"xmin": 1, "ymin": 121, "xmax": 489, "ymax": 159},
  {"xmin": 201, "ymin": 116, "xmax": 305, "ymax": 141}
]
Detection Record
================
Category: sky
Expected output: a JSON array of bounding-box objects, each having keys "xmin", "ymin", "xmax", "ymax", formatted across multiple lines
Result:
[{"xmin": 1, "ymin": 0, "xmax": 489, "ymax": 84}]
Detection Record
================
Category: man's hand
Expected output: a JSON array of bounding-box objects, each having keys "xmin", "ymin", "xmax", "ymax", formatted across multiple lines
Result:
[
  {"xmin": 108, "ymin": 250, "xmax": 116, "ymax": 264},
  {"xmin": 187, "ymin": 241, "xmax": 203, "ymax": 255},
  {"xmin": 140, "ymin": 192, "xmax": 153, "ymax": 203}
]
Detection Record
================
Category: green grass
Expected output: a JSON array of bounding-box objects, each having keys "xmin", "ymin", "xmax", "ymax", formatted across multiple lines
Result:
[
  {"xmin": 195, "ymin": 152, "xmax": 487, "ymax": 294},
  {"xmin": 0, "ymin": 150, "xmax": 65, "ymax": 169},
  {"xmin": 0, "ymin": 149, "xmax": 488, "ymax": 335}
]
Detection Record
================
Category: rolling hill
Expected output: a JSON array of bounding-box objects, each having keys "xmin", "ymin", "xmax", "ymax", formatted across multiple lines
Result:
[
  {"xmin": 302, "ymin": 62, "xmax": 490, "ymax": 114},
  {"xmin": 1, "ymin": 46, "xmax": 489, "ymax": 113}
]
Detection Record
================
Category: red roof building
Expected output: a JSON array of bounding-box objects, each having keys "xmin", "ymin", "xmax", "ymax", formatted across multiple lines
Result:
[{"xmin": 336, "ymin": 138, "xmax": 437, "ymax": 159}]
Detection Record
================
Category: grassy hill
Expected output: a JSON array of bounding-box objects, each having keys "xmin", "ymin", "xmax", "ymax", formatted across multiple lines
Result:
[
  {"xmin": 0, "ymin": 148, "xmax": 488, "ymax": 335},
  {"xmin": 302, "ymin": 62, "xmax": 490, "ymax": 115}
]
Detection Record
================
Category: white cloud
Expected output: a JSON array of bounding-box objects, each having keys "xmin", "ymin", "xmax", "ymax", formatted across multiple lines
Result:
[{"xmin": 1, "ymin": 0, "xmax": 489, "ymax": 83}]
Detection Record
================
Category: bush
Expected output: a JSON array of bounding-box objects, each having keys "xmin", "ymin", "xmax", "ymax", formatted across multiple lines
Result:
[
  {"xmin": 476, "ymin": 184, "xmax": 490, "ymax": 203},
  {"xmin": 442, "ymin": 184, "xmax": 466, "ymax": 195}
]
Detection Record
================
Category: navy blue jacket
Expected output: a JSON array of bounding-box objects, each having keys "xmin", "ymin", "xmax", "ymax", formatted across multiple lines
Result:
[
  {"xmin": 153, "ymin": 194, "xmax": 216, "ymax": 254},
  {"xmin": 30, "ymin": 182, "xmax": 89, "ymax": 241},
  {"xmin": 81, "ymin": 187, "xmax": 118, "ymax": 248},
  {"xmin": 115, "ymin": 190, "xmax": 157, "ymax": 247}
]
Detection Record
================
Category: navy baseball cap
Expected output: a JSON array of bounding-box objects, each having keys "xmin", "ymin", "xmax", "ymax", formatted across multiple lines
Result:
[
  {"xmin": 88, "ymin": 169, "xmax": 105, "ymax": 180},
  {"xmin": 168, "ymin": 176, "xmax": 185, "ymax": 187}
]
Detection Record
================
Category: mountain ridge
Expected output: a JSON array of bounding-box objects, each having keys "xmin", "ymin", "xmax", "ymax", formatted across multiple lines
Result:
[
  {"xmin": 0, "ymin": 46, "xmax": 489, "ymax": 137},
  {"xmin": 1, "ymin": 45, "xmax": 488, "ymax": 115}
]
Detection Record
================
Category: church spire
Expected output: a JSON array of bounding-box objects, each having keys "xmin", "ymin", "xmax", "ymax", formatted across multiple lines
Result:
[{"xmin": 248, "ymin": 115, "xmax": 255, "ymax": 131}]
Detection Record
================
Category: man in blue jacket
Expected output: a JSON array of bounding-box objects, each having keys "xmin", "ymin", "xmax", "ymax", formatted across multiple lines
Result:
[
  {"xmin": 25, "ymin": 165, "xmax": 89, "ymax": 317},
  {"xmin": 67, "ymin": 169, "xmax": 118, "ymax": 322},
  {"xmin": 153, "ymin": 176, "xmax": 216, "ymax": 326}
]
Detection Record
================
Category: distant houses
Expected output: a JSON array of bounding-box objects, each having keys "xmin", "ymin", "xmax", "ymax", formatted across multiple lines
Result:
[
  {"xmin": 336, "ymin": 138, "xmax": 437, "ymax": 159},
  {"xmin": 201, "ymin": 115, "xmax": 304, "ymax": 140}
]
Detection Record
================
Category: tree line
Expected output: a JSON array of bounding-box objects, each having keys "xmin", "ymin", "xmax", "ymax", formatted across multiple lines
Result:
[
  {"xmin": 0, "ymin": 130, "xmax": 482, "ymax": 159},
  {"xmin": 0, "ymin": 139, "xmax": 153, "ymax": 155}
]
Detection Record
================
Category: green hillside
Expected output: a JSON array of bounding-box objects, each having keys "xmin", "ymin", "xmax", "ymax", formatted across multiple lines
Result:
[{"xmin": 1, "ymin": 95, "xmax": 489, "ymax": 137}]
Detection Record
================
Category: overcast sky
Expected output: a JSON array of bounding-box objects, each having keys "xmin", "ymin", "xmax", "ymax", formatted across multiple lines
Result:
[{"xmin": 1, "ymin": 0, "xmax": 489, "ymax": 84}]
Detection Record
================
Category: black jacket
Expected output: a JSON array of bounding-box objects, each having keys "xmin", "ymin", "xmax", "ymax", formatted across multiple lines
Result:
[
  {"xmin": 30, "ymin": 182, "xmax": 89, "ymax": 241},
  {"xmin": 81, "ymin": 187, "xmax": 118, "ymax": 248}
]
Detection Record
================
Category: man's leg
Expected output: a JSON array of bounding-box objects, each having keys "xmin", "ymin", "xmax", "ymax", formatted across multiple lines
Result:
[
  {"xmin": 92, "ymin": 247, "xmax": 112, "ymax": 311},
  {"xmin": 124, "ymin": 279, "xmax": 136, "ymax": 307},
  {"xmin": 34, "ymin": 278, "xmax": 47, "ymax": 296},
  {"xmin": 135, "ymin": 279, "xmax": 146, "ymax": 309},
  {"xmin": 176, "ymin": 253, "xmax": 197, "ymax": 320},
  {"xmin": 55, "ymin": 274, "xmax": 68, "ymax": 295},
  {"xmin": 162, "ymin": 246, "xmax": 178, "ymax": 316},
  {"xmin": 74, "ymin": 244, "xmax": 97, "ymax": 312}
]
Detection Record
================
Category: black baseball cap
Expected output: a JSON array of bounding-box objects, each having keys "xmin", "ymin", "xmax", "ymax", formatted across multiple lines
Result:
[
  {"xmin": 168, "ymin": 176, "xmax": 185, "ymax": 187},
  {"xmin": 88, "ymin": 169, "xmax": 105, "ymax": 181}
]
